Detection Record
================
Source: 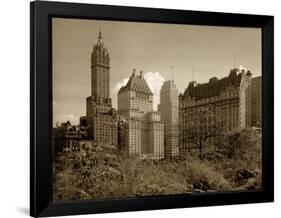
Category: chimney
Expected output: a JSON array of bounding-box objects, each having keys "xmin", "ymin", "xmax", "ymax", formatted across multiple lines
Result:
[
  {"xmin": 132, "ymin": 68, "xmax": 136, "ymax": 77},
  {"xmin": 209, "ymin": 77, "xmax": 218, "ymax": 83},
  {"xmin": 246, "ymin": 70, "xmax": 252, "ymax": 77},
  {"xmin": 140, "ymin": 70, "xmax": 143, "ymax": 79}
]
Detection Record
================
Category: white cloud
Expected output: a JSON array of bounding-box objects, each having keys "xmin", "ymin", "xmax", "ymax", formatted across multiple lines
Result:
[
  {"xmin": 53, "ymin": 113, "xmax": 80, "ymax": 126},
  {"xmin": 113, "ymin": 71, "xmax": 165, "ymax": 111},
  {"xmin": 144, "ymin": 72, "xmax": 165, "ymax": 110},
  {"xmin": 112, "ymin": 78, "xmax": 129, "ymax": 94},
  {"xmin": 239, "ymin": 65, "xmax": 247, "ymax": 72}
]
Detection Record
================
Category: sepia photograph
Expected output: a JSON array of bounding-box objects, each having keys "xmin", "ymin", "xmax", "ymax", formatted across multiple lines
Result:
[{"xmin": 52, "ymin": 18, "xmax": 262, "ymax": 201}]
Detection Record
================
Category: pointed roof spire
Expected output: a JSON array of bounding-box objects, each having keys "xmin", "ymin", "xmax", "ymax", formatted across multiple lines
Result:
[
  {"xmin": 93, "ymin": 27, "xmax": 109, "ymax": 54},
  {"xmin": 98, "ymin": 27, "xmax": 103, "ymax": 43},
  {"xmin": 171, "ymin": 66, "xmax": 174, "ymax": 84}
]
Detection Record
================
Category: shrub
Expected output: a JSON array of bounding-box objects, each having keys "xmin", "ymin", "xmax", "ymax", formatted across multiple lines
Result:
[
  {"xmin": 178, "ymin": 158, "xmax": 232, "ymax": 192},
  {"xmin": 53, "ymin": 129, "xmax": 261, "ymax": 201}
]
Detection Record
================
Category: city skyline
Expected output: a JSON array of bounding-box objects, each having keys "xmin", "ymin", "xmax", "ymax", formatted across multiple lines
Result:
[
  {"xmin": 53, "ymin": 17, "xmax": 263, "ymax": 199},
  {"xmin": 53, "ymin": 18, "xmax": 261, "ymax": 126}
]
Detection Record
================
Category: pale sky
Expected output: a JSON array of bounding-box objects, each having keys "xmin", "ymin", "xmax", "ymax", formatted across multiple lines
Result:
[{"xmin": 52, "ymin": 18, "xmax": 261, "ymax": 126}]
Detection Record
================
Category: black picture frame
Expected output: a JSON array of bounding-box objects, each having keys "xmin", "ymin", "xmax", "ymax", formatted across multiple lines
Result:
[{"xmin": 30, "ymin": 1, "xmax": 274, "ymax": 217}]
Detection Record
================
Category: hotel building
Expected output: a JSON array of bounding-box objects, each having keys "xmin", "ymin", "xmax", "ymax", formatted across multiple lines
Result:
[
  {"xmin": 179, "ymin": 68, "xmax": 252, "ymax": 150},
  {"xmin": 118, "ymin": 69, "xmax": 164, "ymax": 159}
]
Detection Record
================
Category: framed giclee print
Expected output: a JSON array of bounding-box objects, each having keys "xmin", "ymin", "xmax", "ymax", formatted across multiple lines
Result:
[{"xmin": 30, "ymin": 1, "xmax": 274, "ymax": 217}]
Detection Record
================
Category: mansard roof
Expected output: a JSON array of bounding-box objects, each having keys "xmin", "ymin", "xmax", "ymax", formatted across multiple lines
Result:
[
  {"xmin": 183, "ymin": 68, "xmax": 250, "ymax": 100},
  {"xmin": 119, "ymin": 69, "xmax": 153, "ymax": 95}
]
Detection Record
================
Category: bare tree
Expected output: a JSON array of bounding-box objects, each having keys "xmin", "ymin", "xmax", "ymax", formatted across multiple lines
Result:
[{"xmin": 182, "ymin": 104, "xmax": 223, "ymax": 160}]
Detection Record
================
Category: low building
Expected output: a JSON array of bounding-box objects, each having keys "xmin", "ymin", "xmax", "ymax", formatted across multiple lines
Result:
[{"xmin": 53, "ymin": 121, "xmax": 88, "ymax": 153}]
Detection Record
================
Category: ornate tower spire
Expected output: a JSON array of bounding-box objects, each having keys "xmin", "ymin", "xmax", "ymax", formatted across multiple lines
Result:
[
  {"xmin": 98, "ymin": 27, "xmax": 102, "ymax": 43},
  {"xmin": 91, "ymin": 30, "xmax": 110, "ymax": 99}
]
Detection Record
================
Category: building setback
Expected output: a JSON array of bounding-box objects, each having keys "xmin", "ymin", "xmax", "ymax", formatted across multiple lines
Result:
[
  {"xmin": 251, "ymin": 76, "xmax": 262, "ymax": 127},
  {"xmin": 179, "ymin": 68, "xmax": 252, "ymax": 150},
  {"xmin": 158, "ymin": 80, "xmax": 179, "ymax": 159},
  {"xmin": 80, "ymin": 31, "xmax": 118, "ymax": 145},
  {"xmin": 118, "ymin": 69, "xmax": 164, "ymax": 159}
]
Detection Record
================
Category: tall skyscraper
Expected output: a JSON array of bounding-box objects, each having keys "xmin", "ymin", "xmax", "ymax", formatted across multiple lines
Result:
[
  {"xmin": 80, "ymin": 31, "xmax": 118, "ymax": 145},
  {"xmin": 251, "ymin": 76, "xmax": 262, "ymax": 127},
  {"xmin": 118, "ymin": 69, "xmax": 164, "ymax": 159},
  {"xmin": 90, "ymin": 31, "xmax": 110, "ymax": 99},
  {"xmin": 158, "ymin": 80, "xmax": 179, "ymax": 159}
]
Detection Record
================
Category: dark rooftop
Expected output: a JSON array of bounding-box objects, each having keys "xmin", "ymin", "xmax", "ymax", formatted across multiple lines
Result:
[
  {"xmin": 119, "ymin": 69, "xmax": 153, "ymax": 95},
  {"xmin": 182, "ymin": 68, "xmax": 250, "ymax": 100}
]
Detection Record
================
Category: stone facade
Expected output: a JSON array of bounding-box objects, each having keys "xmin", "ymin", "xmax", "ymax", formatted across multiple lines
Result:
[
  {"xmin": 179, "ymin": 68, "xmax": 252, "ymax": 150},
  {"xmin": 158, "ymin": 80, "xmax": 179, "ymax": 159},
  {"xmin": 251, "ymin": 76, "xmax": 262, "ymax": 127},
  {"xmin": 80, "ymin": 31, "xmax": 118, "ymax": 145},
  {"xmin": 118, "ymin": 69, "xmax": 164, "ymax": 159}
]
